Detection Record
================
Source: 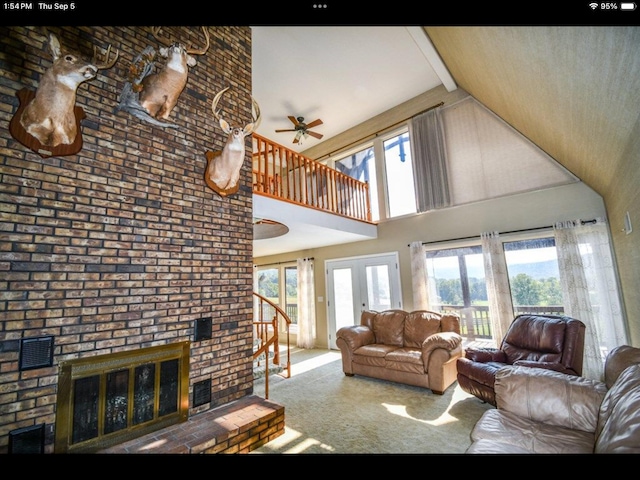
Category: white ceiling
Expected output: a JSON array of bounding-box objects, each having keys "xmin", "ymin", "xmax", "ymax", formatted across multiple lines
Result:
[
  {"xmin": 251, "ymin": 26, "xmax": 453, "ymax": 152},
  {"xmin": 251, "ymin": 26, "xmax": 455, "ymax": 257}
]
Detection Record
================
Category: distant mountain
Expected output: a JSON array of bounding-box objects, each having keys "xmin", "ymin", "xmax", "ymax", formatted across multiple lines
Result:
[
  {"xmin": 434, "ymin": 260, "xmax": 559, "ymax": 280},
  {"xmin": 507, "ymin": 260, "xmax": 559, "ymax": 280}
]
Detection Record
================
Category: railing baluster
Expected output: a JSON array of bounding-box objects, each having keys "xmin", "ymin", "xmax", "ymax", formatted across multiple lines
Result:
[{"xmin": 252, "ymin": 133, "xmax": 374, "ymax": 224}]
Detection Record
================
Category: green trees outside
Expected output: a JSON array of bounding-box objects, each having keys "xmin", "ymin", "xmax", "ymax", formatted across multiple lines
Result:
[{"xmin": 436, "ymin": 274, "xmax": 562, "ymax": 307}]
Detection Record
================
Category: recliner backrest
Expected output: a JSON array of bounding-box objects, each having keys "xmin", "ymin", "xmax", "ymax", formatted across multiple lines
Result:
[{"xmin": 500, "ymin": 314, "xmax": 586, "ymax": 375}]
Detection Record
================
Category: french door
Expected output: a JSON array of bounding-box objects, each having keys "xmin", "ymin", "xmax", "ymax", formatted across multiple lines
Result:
[{"xmin": 326, "ymin": 252, "xmax": 401, "ymax": 349}]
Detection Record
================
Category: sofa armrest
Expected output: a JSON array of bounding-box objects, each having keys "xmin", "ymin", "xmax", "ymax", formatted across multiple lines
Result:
[
  {"xmin": 336, "ymin": 325, "xmax": 375, "ymax": 352},
  {"xmin": 494, "ymin": 365, "xmax": 608, "ymax": 433},
  {"xmin": 422, "ymin": 331, "xmax": 462, "ymax": 364},
  {"xmin": 422, "ymin": 331, "xmax": 462, "ymax": 353},
  {"xmin": 513, "ymin": 360, "xmax": 579, "ymax": 376},
  {"xmin": 465, "ymin": 347, "xmax": 507, "ymax": 363}
]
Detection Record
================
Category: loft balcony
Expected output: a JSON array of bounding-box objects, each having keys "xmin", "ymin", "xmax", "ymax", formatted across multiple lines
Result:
[{"xmin": 252, "ymin": 134, "xmax": 378, "ymax": 257}]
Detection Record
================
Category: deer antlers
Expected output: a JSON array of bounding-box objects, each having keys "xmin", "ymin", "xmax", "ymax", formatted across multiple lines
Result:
[
  {"xmin": 211, "ymin": 87, "xmax": 261, "ymax": 133},
  {"xmin": 92, "ymin": 43, "xmax": 119, "ymax": 70},
  {"xmin": 150, "ymin": 26, "xmax": 210, "ymax": 55},
  {"xmin": 205, "ymin": 88, "xmax": 261, "ymax": 197}
]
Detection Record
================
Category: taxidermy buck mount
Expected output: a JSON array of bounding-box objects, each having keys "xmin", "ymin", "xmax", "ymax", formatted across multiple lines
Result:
[
  {"xmin": 204, "ymin": 87, "xmax": 261, "ymax": 197},
  {"xmin": 115, "ymin": 26, "xmax": 210, "ymax": 128},
  {"xmin": 9, "ymin": 28, "xmax": 119, "ymax": 158}
]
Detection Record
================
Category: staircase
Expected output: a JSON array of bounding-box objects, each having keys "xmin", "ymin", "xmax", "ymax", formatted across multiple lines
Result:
[
  {"xmin": 252, "ymin": 292, "xmax": 292, "ymax": 398},
  {"xmin": 253, "ymin": 338, "xmax": 284, "ymax": 379}
]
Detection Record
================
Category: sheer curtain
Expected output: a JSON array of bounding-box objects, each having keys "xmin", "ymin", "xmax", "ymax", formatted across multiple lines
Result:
[
  {"xmin": 554, "ymin": 218, "xmax": 629, "ymax": 381},
  {"xmin": 480, "ymin": 232, "xmax": 514, "ymax": 346},
  {"xmin": 296, "ymin": 257, "xmax": 316, "ymax": 349},
  {"xmin": 409, "ymin": 241, "xmax": 431, "ymax": 310},
  {"xmin": 409, "ymin": 107, "xmax": 451, "ymax": 213}
]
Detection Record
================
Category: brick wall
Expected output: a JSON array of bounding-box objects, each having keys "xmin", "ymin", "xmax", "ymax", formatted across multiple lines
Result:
[{"xmin": 0, "ymin": 25, "xmax": 255, "ymax": 453}]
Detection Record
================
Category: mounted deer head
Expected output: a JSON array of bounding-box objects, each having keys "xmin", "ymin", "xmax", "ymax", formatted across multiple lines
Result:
[
  {"xmin": 205, "ymin": 87, "xmax": 261, "ymax": 197},
  {"xmin": 19, "ymin": 29, "xmax": 119, "ymax": 148},
  {"xmin": 138, "ymin": 26, "xmax": 210, "ymax": 121}
]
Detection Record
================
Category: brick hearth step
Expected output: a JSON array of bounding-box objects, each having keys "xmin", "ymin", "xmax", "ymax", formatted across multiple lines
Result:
[{"xmin": 97, "ymin": 395, "xmax": 285, "ymax": 454}]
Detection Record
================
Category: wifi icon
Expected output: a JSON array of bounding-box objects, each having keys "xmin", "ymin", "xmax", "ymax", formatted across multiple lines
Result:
[{"xmin": 589, "ymin": 2, "xmax": 599, "ymax": 8}]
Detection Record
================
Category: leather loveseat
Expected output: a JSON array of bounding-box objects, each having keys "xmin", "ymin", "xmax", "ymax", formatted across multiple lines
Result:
[
  {"xmin": 466, "ymin": 345, "xmax": 640, "ymax": 453},
  {"xmin": 335, "ymin": 309, "xmax": 463, "ymax": 394}
]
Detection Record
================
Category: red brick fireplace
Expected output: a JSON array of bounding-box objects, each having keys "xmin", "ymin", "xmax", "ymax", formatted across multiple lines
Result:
[{"xmin": 0, "ymin": 25, "xmax": 271, "ymax": 453}]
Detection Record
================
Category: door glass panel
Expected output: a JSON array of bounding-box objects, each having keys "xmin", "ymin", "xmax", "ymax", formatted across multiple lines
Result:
[
  {"xmin": 366, "ymin": 264, "xmax": 391, "ymax": 311},
  {"xmin": 284, "ymin": 266, "xmax": 298, "ymax": 326},
  {"xmin": 333, "ymin": 268, "xmax": 355, "ymax": 332}
]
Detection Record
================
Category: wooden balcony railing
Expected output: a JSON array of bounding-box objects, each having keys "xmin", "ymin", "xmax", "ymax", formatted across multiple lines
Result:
[{"xmin": 252, "ymin": 133, "xmax": 373, "ymax": 223}]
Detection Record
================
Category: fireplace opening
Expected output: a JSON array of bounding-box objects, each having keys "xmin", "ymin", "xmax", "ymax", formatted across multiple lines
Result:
[{"xmin": 55, "ymin": 341, "xmax": 190, "ymax": 453}]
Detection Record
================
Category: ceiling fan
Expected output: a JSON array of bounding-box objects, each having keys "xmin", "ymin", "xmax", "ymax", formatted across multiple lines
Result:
[{"xmin": 275, "ymin": 116, "xmax": 324, "ymax": 144}]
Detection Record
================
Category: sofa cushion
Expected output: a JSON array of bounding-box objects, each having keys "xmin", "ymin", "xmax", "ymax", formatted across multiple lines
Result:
[
  {"xmin": 386, "ymin": 347, "xmax": 423, "ymax": 374},
  {"xmin": 372, "ymin": 310, "xmax": 405, "ymax": 347},
  {"xmin": 469, "ymin": 409, "xmax": 595, "ymax": 454},
  {"xmin": 465, "ymin": 438, "xmax": 533, "ymax": 454},
  {"xmin": 403, "ymin": 310, "xmax": 441, "ymax": 348},
  {"xmin": 595, "ymin": 364, "xmax": 640, "ymax": 453}
]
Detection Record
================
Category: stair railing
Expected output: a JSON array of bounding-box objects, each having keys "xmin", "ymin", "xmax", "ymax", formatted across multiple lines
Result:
[{"xmin": 253, "ymin": 292, "xmax": 292, "ymax": 399}]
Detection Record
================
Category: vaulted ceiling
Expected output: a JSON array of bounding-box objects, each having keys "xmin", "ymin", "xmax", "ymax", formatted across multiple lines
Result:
[{"xmin": 252, "ymin": 27, "xmax": 640, "ymax": 259}]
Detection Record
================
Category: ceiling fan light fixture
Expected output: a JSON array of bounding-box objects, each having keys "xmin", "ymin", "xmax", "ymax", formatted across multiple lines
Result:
[{"xmin": 275, "ymin": 115, "xmax": 324, "ymax": 144}]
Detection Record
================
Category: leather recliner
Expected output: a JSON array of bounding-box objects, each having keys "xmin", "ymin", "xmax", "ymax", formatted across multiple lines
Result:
[{"xmin": 457, "ymin": 314, "xmax": 586, "ymax": 406}]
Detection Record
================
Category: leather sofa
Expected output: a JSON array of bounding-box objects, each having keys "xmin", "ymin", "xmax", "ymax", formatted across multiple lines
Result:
[
  {"xmin": 466, "ymin": 345, "xmax": 640, "ymax": 453},
  {"xmin": 457, "ymin": 314, "xmax": 586, "ymax": 406},
  {"xmin": 335, "ymin": 309, "xmax": 463, "ymax": 394}
]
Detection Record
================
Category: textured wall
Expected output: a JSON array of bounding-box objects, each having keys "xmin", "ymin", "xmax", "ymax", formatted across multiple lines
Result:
[{"xmin": 0, "ymin": 25, "xmax": 254, "ymax": 453}]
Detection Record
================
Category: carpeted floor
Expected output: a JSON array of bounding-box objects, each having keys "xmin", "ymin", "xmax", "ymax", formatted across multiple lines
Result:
[{"xmin": 251, "ymin": 347, "xmax": 493, "ymax": 455}]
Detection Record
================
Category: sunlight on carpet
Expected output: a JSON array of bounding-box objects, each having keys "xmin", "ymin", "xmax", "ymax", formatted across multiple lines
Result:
[
  {"xmin": 252, "ymin": 347, "xmax": 493, "ymax": 454},
  {"xmin": 290, "ymin": 351, "xmax": 341, "ymax": 376}
]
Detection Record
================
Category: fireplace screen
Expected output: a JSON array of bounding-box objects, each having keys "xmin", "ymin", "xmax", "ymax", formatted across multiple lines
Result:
[{"xmin": 55, "ymin": 342, "xmax": 190, "ymax": 453}]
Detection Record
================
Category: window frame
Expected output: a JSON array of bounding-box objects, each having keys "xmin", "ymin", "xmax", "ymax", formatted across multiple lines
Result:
[
  {"xmin": 255, "ymin": 262, "xmax": 298, "ymax": 333},
  {"xmin": 327, "ymin": 124, "xmax": 412, "ymax": 222}
]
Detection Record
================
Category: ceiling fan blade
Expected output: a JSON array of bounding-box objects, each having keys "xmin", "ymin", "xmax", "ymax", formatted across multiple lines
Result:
[
  {"xmin": 305, "ymin": 119, "xmax": 323, "ymax": 129},
  {"xmin": 306, "ymin": 131, "xmax": 324, "ymax": 140},
  {"xmin": 288, "ymin": 116, "xmax": 300, "ymax": 126},
  {"xmin": 275, "ymin": 129, "xmax": 297, "ymax": 133}
]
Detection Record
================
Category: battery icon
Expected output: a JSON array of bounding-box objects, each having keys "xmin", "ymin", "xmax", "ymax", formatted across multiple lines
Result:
[{"xmin": 621, "ymin": 2, "xmax": 637, "ymax": 9}]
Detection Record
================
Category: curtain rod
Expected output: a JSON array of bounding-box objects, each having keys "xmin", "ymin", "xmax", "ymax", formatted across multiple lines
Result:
[
  {"xmin": 410, "ymin": 219, "xmax": 597, "ymax": 247},
  {"xmin": 254, "ymin": 257, "xmax": 314, "ymax": 268},
  {"xmin": 317, "ymin": 102, "xmax": 444, "ymax": 162}
]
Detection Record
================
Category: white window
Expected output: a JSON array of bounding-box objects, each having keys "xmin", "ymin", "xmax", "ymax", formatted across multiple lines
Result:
[
  {"xmin": 425, "ymin": 235, "xmax": 565, "ymax": 341},
  {"xmin": 383, "ymin": 131, "xmax": 416, "ymax": 218},
  {"xmin": 255, "ymin": 264, "xmax": 298, "ymax": 332},
  {"xmin": 335, "ymin": 146, "xmax": 379, "ymax": 221}
]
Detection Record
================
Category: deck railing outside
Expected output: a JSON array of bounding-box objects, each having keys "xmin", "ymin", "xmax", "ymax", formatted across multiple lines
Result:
[
  {"xmin": 252, "ymin": 133, "xmax": 373, "ymax": 223},
  {"xmin": 439, "ymin": 304, "xmax": 566, "ymax": 342}
]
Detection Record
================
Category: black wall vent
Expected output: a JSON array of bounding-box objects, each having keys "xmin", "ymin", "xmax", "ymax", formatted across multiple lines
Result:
[
  {"xmin": 9, "ymin": 424, "xmax": 45, "ymax": 454},
  {"xmin": 194, "ymin": 317, "xmax": 212, "ymax": 341},
  {"xmin": 193, "ymin": 379, "xmax": 212, "ymax": 407},
  {"xmin": 19, "ymin": 336, "xmax": 54, "ymax": 371}
]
